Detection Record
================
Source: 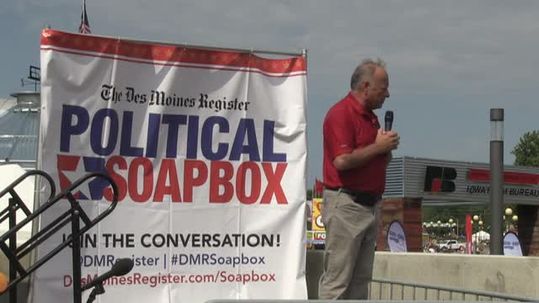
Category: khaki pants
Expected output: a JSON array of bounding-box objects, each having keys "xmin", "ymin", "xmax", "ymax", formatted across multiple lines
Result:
[{"xmin": 318, "ymin": 189, "xmax": 380, "ymax": 299}]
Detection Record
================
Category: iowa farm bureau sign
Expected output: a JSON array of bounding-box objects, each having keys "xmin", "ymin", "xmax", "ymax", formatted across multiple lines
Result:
[
  {"xmin": 384, "ymin": 157, "xmax": 539, "ymax": 204},
  {"xmin": 423, "ymin": 164, "xmax": 539, "ymax": 204}
]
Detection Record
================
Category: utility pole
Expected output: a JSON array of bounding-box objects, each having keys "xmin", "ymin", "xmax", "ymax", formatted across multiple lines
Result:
[{"xmin": 489, "ymin": 108, "xmax": 504, "ymax": 255}]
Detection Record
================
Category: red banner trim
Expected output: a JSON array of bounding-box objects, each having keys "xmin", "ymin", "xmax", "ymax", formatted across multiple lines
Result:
[{"xmin": 41, "ymin": 29, "xmax": 306, "ymax": 76}]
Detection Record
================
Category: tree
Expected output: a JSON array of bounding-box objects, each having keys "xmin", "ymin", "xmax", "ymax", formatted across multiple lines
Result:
[
  {"xmin": 511, "ymin": 130, "xmax": 539, "ymax": 256},
  {"xmin": 511, "ymin": 130, "xmax": 539, "ymax": 166}
]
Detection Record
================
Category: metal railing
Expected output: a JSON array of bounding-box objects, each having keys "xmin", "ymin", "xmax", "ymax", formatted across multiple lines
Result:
[{"xmin": 370, "ymin": 278, "xmax": 537, "ymax": 301}]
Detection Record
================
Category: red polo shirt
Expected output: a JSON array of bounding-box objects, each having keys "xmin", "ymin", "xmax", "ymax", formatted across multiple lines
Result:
[{"xmin": 323, "ymin": 92, "xmax": 388, "ymax": 195}]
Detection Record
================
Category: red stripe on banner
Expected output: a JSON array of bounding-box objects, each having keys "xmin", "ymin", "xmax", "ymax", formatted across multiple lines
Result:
[
  {"xmin": 40, "ymin": 29, "xmax": 306, "ymax": 75},
  {"xmin": 39, "ymin": 46, "xmax": 300, "ymax": 78},
  {"xmin": 467, "ymin": 169, "xmax": 539, "ymax": 185}
]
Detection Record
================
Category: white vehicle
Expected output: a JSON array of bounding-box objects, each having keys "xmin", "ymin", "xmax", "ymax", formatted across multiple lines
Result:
[{"xmin": 437, "ymin": 240, "xmax": 465, "ymax": 252}]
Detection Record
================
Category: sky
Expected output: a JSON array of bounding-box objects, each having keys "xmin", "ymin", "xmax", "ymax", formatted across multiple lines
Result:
[{"xmin": 1, "ymin": 0, "xmax": 538, "ymax": 187}]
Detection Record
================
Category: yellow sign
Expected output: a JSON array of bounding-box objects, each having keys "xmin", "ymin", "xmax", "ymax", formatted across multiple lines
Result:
[{"xmin": 312, "ymin": 198, "xmax": 325, "ymax": 232}]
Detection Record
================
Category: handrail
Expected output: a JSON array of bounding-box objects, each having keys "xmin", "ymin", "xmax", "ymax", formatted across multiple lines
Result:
[
  {"xmin": 0, "ymin": 169, "xmax": 56, "ymax": 220},
  {"xmin": 0, "ymin": 169, "xmax": 56, "ymax": 303},
  {"xmin": 0, "ymin": 171, "xmax": 118, "ymax": 303},
  {"xmin": 370, "ymin": 277, "xmax": 536, "ymax": 301}
]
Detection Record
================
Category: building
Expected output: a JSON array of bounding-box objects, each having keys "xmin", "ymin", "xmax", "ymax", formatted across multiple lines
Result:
[
  {"xmin": 0, "ymin": 92, "xmax": 40, "ymax": 248},
  {"xmin": 378, "ymin": 156, "xmax": 539, "ymax": 255},
  {"xmin": 0, "ymin": 92, "xmax": 40, "ymax": 169}
]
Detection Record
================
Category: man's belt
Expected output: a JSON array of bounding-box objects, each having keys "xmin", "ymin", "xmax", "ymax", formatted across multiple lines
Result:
[{"xmin": 327, "ymin": 187, "xmax": 381, "ymax": 207}]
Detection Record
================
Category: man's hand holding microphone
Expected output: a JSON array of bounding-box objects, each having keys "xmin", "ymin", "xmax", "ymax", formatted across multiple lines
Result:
[{"xmin": 375, "ymin": 110, "xmax": 399, "ymax": 153}]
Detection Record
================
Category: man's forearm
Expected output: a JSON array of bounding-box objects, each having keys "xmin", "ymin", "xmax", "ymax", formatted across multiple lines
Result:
[{"xmin": 333, "ymin": 143, "xmax": 383, "ymax": 171}]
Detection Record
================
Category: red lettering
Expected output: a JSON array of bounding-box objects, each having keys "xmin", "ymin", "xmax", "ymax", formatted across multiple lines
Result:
[
  {"xmin": 128, "ymin": 157, "xmax": 153, "ymax": 202},
  {"xmin": 133, "ymin": 272, "xmax": 142, "ymax": 283},
  {"xmin": 96, "ymin": 156, "xmax": 288, "ymax": 205},
  {"xmin": 183, "ymin": 160, "xmax": 208, "ymax": 202},
  {"xmin": 63, "ymin": 275, "xmax": 72, "ymax": 287},
  {"xmin": 236, "ymin": 162, "xmax": 261, "ymax": 204},
  {"xmin": 104, "ymin": 156, "xmax": 127, "ymax": 201},
  {"xmin": 153, "ymin": 159, "xmax": 181, "ymax": 202},
  {"xmin": 261, "ymin": 163, "xmax": 287, "ymax": 204},
  {"xmin": 210, "ymin": 161, "xmax": 234, "ymax": 203}
]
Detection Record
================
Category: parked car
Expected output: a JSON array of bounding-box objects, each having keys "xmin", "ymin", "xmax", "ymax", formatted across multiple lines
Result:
[{"xmin": 437, "ymin": 239, "xmax": 465, "ymax": 252}]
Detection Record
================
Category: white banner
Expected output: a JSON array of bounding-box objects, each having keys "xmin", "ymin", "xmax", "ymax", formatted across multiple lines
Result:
[
  {"xmin": 387, "ymin": 220, "xmax": 407, "ymax": 253},
  {"xmin": 34, "ymin": 29, "xmax": 307, "ymax": 303},
  {"xmin": 503, "ymin": 232, "xmax": 523, "ymax": 256}
]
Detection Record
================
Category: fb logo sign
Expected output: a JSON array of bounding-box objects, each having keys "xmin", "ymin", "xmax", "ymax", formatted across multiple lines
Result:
[{"xmin": 423, "ymin": 166, "xmax": 457, "ymax": 192}]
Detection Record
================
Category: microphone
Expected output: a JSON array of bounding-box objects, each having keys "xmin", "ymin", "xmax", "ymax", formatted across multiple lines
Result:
[
  {"xmin": 384, "ymin": 110, "xmax": 394, "ymax": 131},
  {"xmin": 81, "ymin": 258, "xmax": 134, "ymax": 291}
]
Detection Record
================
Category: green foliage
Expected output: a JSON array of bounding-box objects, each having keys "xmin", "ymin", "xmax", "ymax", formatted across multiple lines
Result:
[
  {"xmin": 306, "ymin": 189, "xmax": 312, "ymax": 200},
  {"xmin": 423, "ymin": 205, "xmax": 490, "ymax": 227},
  {"xmin": 512, "ymin": 130, "xmax": 539, "ymax": 167}
]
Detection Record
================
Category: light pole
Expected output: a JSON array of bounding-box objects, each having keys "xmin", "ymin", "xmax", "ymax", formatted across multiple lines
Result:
[
  {"xmin": 504, "ymin": 207, "xmax": 513, "ymax": 232},
  {"xmin": 449, "ymin": 218, "xmax": 459, "ymax": 237},
  {"xmin": 512, "ymin": 215, "xmax": 519, "ymax": 231},
  {"xmin": 513, "ymin": 215, "xmax": 519, "ymax": 233},
  {"xmin": 490, "ymin": 108, "xmax": 504, "ymax": 255},
  {"xmin": 472, "ymin": 215, "xmax": 480, "ymax": 231},
  {"xmin": 427, "ymin": 221, "xmax": 434, "ymax": 238},
  {"xmin": 502, "ymin": 208, "xmax": 520, "ymax": 233},
  {"xmin": 476, "ymin": 219, "xmax": 485, "ymax": 254},
  {"xmin": 472, "ymin": 215, "xmax": 480, "ymax": 253}
]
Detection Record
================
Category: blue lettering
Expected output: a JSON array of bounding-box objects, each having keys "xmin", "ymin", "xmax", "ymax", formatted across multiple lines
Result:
[
  {"xmin": 90, "ymin": 108, "xmax": 118, "ymax": 155},
  {"xmin": 120, "ymin": 111, "xmax": 143, "ymax": 157},
  {"xmin": 186, "ymin": 116, "xmax": 199, "ymax": 159},
  {"xmin": 162, "ymin": 114, "xmax": 187, "ymax": 158},
  {"xmin": 59, "ymin": 107, "xmax": 287, "ymax": 163},
  {"xmin": 60, "ymin": 105, "xmax": 89, "ymax": 152},
  {"xmin": 230, "ymin": 119, "xmax": 260, "ymax": 161},
  {"xmin": 202, "ymin": 117, "xmax": 229, "ymax": 160},
  {"xmin": 263, "ymin": 120, "xmax": 286, "ymax": 162},
  {"xmin": 145, "ymin": 114, "xmax": 161, "ymax": 158}
]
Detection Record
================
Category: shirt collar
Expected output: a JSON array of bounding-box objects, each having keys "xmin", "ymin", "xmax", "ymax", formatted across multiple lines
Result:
[
  {"xmin": 346, "ymin": 92, "xmax": 375, "ymax": 118},
  {"xmin": 345, "ymin": 92, "xmax": 380, "ymax": 128}
]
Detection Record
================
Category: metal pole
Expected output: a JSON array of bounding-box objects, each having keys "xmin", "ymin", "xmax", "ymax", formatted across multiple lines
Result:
[
  {"xmin": 72, "ymin": 210, "xmax": 82, "ymax": 303},
  {"xmin": 8, "ymin": 198, "xmax": 18, "ymax": 303},
  {"xmin": 489, "ymin": 108, "xmax": 504, "ymax": 255}
]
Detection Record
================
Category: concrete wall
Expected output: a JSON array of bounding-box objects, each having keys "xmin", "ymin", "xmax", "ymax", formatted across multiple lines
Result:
[
  {"xmin": 306, "ymin": 250, "xmax": 539, "ymax": 300},
  {"xmin": 375, "ymin": 252, "xmax": 539, "ymax": 299}
]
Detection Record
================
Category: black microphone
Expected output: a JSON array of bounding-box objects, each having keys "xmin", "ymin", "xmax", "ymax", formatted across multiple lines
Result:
[
  {"xmin": 384, "ymin": 110, "xmax": 394, "ymax": 131},
  {"xmin": 82, "ymin": 258, "xmax": 134, "ymax": 291}
]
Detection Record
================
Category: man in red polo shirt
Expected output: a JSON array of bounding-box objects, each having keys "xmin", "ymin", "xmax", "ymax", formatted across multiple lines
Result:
[{"xmin": 318, "ymin": 58, "xmax": 399, "ymax": 300}]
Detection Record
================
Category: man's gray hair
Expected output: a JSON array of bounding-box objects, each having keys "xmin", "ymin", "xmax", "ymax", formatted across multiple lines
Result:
[{"xmin": 350, "ymin": 58, "xmax": 386, "ymax": 90}]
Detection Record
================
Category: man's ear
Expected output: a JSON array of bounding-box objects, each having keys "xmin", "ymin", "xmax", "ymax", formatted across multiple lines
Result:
[
  {"xmin": 359, "ymin": 80, "xmax": 370, "ymax": 94},
  {"xmin": 361, "ymin": 80, "xmax": 370, "ymax": 90}
]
